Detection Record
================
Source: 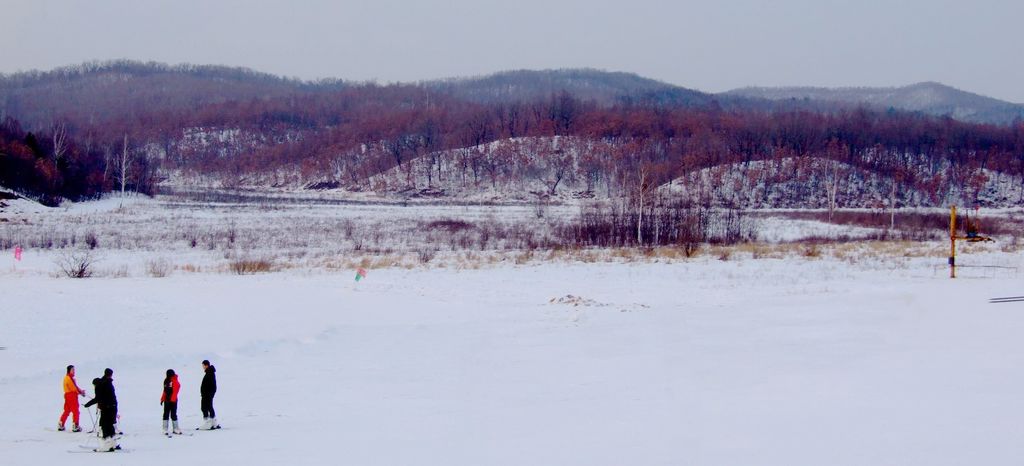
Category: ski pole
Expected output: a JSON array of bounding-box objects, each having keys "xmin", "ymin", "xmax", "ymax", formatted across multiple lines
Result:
[
  {"xmin": 78, "ymin": 406, "xmax": 97, "ymax": 449},
  {"xmin": 86, "ymin": 405, "xmax": 97, "ymax": 434}
]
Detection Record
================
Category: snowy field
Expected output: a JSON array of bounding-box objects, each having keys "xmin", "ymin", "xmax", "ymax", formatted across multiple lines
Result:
[
  {"xmin": 4, "ymin": 255, "xmax": 1024, "ymax": 464},
  {"xmin": 3, "ymin": 195, "xmax": 1024, "ymax": 464},
  {"xmin": 0, "ymin": 192, "xmax": 911, "ymax": 278}
]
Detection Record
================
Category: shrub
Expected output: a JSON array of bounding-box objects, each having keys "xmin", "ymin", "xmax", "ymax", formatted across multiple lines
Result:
[
  {"xmin": 146, "ymin": 258, "xmax": 173, "ymax": 277},
  {"xmin": 57, "ymin": 250, "xmax": 96, "ymax": 278},
  {"xmin": 84, "ymin": 231, "xmax": 99, "ymax": 250},
  {"xmin": 417, "ymin": 248, "xmax": 436, "ymax": 264},
  {"xmin": 424, "ymin": 219, "xmax": 475, "ymax": 232}
]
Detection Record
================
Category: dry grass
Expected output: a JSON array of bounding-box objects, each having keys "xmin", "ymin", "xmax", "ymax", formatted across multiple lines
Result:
[
  {"xmin": 801, "ymin": 243, "xmax": 821, "ymax": 258},
  {"xmin": 177, "ymin": 263, "xmax": 203, "ymax": 273},
  {"xmin": 734, "ymin": 243, "xmax": 780, "ymax": 259},
  {"xmin": 141, "ymin": 236, "xmax": 996, "ymax": 275},
  {"xmin": 1000, "ymin": 235, "xmax": 1021, "ymax": 253},
  {"xmin": 370, "ymin": 255, "xmax": 406, "ymax": 269},
  {"xmin": 146, "ymin": 258, "xmax": 173, "ymax": 277},
  {"xmin": 229, "ymin": 258, "xmax": 274, "ymax": 275},
  {"xmin": 311, "ymin": 254, "xmax": 419, "ymax": 272},
  {"xmin": 309, "ymin": 237, "xmax": 990, "ymax": 271},
  {"xmin": 514, "ymin": 250, "xmax": 534, "ymax": 264}
]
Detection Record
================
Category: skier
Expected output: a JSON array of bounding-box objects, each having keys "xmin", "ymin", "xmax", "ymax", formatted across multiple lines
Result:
[
  {"xmin": 161, "ymin": 369, "xmax": 182, "ymax": 435},
  {"xmin": 199, "ymin": 359, "xmax": 220, "ymax": 430},
  {"xmin": 58, "ymin": 365, "xmax": 86, "ymax": 432},
  {"xmin": 84, "ymin": 368, "xmax": 120, "ymax": 451}
]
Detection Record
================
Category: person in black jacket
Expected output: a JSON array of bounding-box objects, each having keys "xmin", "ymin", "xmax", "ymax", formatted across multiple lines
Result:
[
  {"xmin": 200, "ymin": 360, "xmax": 220, "ymax": 430},
  {"xmin": 83, "ymin": 368, "xmax": 120, "ymax": 451}
]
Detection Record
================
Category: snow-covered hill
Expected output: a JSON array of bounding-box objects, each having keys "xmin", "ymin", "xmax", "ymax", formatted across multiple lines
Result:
[
  {"xmin": 161, "ymin": 139, "xmax": 1024, "ymax": 209},
  {"xmin": 365, "ymin": 137, "xmax": 608, "ymax": 203},
  {"xmin": 663, "ymin": 158, "xmax": 1024, "ymax": 208}
]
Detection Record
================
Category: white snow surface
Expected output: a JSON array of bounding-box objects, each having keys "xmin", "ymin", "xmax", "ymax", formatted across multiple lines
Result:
[
  {"xmin": 3, "ymin": 255, "xmax": 1024, "ymax": 465},
  {"xmin": 754, "ymin": 216, "xmax": 884, "ymax": 242}
]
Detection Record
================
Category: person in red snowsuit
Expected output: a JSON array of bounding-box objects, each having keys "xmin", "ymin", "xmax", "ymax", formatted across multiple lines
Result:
[
  {"xmin": 58, "ymin": 365, "xmax": 86, "ymax": 432},
  {"xmin": 161, "ymin": 369, "xmax": 182, "ymax": 434}
]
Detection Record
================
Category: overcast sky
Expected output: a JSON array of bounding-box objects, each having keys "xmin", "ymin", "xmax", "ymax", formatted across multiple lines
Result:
[{"xmin": 2, "ymin": 0, "xmax": 1021, "ymax": 102}]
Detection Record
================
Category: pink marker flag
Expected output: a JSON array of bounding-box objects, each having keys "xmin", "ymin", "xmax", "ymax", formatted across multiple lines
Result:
[
  {"xmin": 354, "ymin": 267, "xmax": 367, "ymax": 282},
  {"xmin": 14, "ymin": 245, "xmax": 22, "ymax": 261}
]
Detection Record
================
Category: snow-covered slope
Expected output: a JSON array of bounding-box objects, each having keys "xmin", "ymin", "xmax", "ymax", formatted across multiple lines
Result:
[
  {"xmin": 365, "ymin": 137, "xmax": 605, "ymax": 203},
  {"xmin": 662, "ymin": 158, "xmax": 1024, "ymax": 208},
  {"xmin": 0, "ymin": 188, "xmax": 50, "ymax": 215}
]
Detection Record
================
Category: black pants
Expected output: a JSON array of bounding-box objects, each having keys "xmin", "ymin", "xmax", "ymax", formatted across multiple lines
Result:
[
  {"xmin": 99, "ymin": 405, "xmax": 117, "ymax": 438},
  {"xmin": 201, "ymin": 395, "xmax": 215, "ymax": 419},
  {"xmin": 162, "ymin": 401, "xmax": 178, "ymax": 421}
]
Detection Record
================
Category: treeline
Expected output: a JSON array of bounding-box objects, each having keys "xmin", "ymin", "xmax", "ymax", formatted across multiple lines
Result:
[
  {"xmin": 0, "ymin": 117, "xmax": 157, "ymax": 206},
  {"xmin": 0, "ymin": 118, "xmax": 106, "ymax": 205}
]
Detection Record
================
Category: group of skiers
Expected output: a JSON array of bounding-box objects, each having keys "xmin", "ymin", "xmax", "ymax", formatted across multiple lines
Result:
[{"xmin": 58, "ymin": 360, "xmax": 220, "ymax": 452}]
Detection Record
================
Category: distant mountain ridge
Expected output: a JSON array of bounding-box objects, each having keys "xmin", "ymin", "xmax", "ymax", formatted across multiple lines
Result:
[
  {"xmin": 424, "ymin": 68, "xmax": 719, "ymax": 107},
  {"xmin": 4, "ymin": 60, "xmax": 1020, "ymax": 125},
  {"xmin": 0, "ymin": 60, "xmax": 347, "ymax": 130},
  {"xmin": 724, "ymin": 82, "xmax": 1024, "ymax": 125}
]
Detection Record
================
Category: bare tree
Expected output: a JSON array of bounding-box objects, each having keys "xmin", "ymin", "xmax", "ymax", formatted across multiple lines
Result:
[
  {"xmin": 889, "ymin": 176, "xmax": 898, "ymax": 230},
  {"xmin": 822, "ymin": 141, "xmax": 851, "ymax": 223},
  {"xmin": 637, "ymin": 165, "xmax": 649, "ymax": 245},
  {"xmin": 100, "ymin": 144, "xmax": 113, "ymax": 187},
  {"xmin": 824, "ymin": 159, "xmax": 841, "ymax": 223},
  {"xmin": 116, "ymin": 134, "xmax": 133, "ymax": 206},
  {"xmin": 51, "ymin": 121, "xmax": 68, "ymax": 169}
]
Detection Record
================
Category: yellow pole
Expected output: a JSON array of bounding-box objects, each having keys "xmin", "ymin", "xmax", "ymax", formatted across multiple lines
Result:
[{"xmin": 950, "ymin": 205, "xmax": 956, "ymax": 279}]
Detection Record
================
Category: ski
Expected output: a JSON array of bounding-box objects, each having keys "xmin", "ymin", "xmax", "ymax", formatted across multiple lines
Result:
[
  {"xmin": 990, "ymin": 297, "xmax": 1024, "ymax": 303},
  {"xmin": 991, "ymin": 295, "xmax": 1024, "ymax": 301},
  {"xmin": 73, "ymin": 445, "xmax": 128, "ymax": 453},
  {"xmin": 69, "ymin": 448, "xmax": 130, "ymax": 453},
  {"xmin": 45, "ymin": 427, "xmax": 87, "ymax": 434}
]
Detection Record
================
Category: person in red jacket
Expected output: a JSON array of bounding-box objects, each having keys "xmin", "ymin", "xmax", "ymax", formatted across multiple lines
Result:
[
  {"xmin": 58, "ymin": 365, "xmax": 86, "ymax": 432},
  {"xmin": 160, "ymin": 369, "xmax": 182, "ymax": 435}
]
